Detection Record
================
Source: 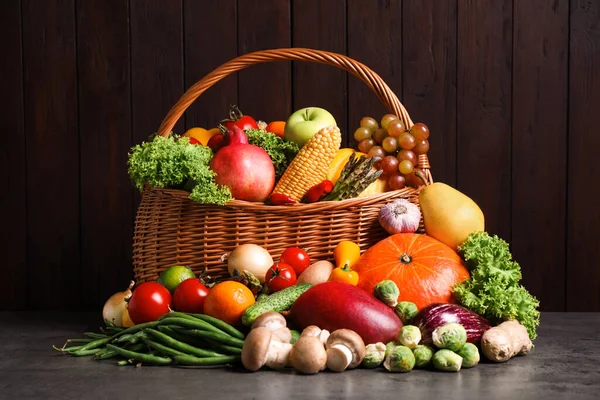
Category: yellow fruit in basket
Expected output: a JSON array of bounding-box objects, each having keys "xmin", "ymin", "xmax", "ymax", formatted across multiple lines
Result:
[
  {"xmin": 419, "ymin": 183, "xmax": 485, "ymax": 250},
  {"xmin": 358, "ymin": 176, "xmax": 389, "ymax": 197},
  {"xmin": 327, "ymin": 148, "xmax": 367, "ymax": 185},
  {"xmin": 183, "ymin": 127, "xmax": 219, "ymax": 145}
]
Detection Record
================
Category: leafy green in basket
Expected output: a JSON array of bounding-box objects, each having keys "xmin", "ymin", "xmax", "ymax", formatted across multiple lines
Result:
[
  {"xmin": 127, "ymin": 135, "xmax": 232, "ymax": 205},
  {"xmin": 245, "ymin": 129, "xmax": 299, "ymax": 179}
]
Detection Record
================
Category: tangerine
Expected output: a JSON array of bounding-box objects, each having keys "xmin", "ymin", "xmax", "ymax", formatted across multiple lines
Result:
[{"xmin": 203, "ymin": 281, "xmax": 255, "ymax": 326}]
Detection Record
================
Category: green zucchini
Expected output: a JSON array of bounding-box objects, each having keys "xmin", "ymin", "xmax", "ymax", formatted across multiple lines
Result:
[{"xmin": 241, "ymin": 283, "xmax": 312, "ymax": 326}]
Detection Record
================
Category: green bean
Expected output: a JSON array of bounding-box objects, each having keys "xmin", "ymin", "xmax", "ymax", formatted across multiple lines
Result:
[
  {"xmin": 115, "ymin": 334, "xmax": 134, "ymax": 343},
  {"xmin": 53, "ymin": 344, "xmax": 83, "ymax": 353},
  {"xmin": 145, "ymin": 329, "xmax": 223, "ymax": 358},
  {"xmin": 67, "ymin": 338, "xmax": 95, "ymax": 344},
  {"xmin": 179, "ymin": 329, "xmax": 245, "ymax": 348},
  {"xmin": 143, "ymin": 339, "xmax": 186, "ymax": 357},
  {"xmin": 159, "ymin": 317, "xmax": 227, "ymax": 336},
  {"xmin": 72, "ymin": 348, "xmax": 105, "ymax": 357},
  {"xmin": 158, "ymin": 312, "xmax": 199, "ymax": 322},
  {"xmin": 84, "ymin": 332, "xmax": 108, "ymax": 339},
  {"xmin": 157, "ymin": 326, "xmax": 209, "ymax": 348},
  {"xmin": 95, "ymin": 343, "xmax": 146, "ymax": 360},
  {"xmin": 106, "ymin": 344, "xmax": 172, "ymax": 366},
  {"xmin": 173, "ymin": 354, "xmax": 240, "ymax": 366},
  {"xmin": 79, "ymin": 321, "xmax": 159, "ymax": 351},
  {"xmin": 117, "ymin": 360, "xmax": 129, "ymax": 366},
  {"xmin": 203, "ymin": 339, "xmax": 243, "ymax": 355},
  {"xmin": 189, "ymin": 314, "xmax": 246, "ymax": 340}
]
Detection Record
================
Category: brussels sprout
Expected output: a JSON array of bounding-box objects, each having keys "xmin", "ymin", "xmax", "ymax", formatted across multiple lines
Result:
[
  {"xmin": 394, "ymin": 301, "xmax": 419, "ymax": 324},
  {"xmin": 432, "ymin": 323, "xmax": 467, "ymax": 351},
  {"xmin": 413, "ymin": 345, "xmax": 434, "ymax": 368},
  {"xmin": 398, "ymin": 325, "xmax": 421, "ymax": 349},
  {"xmin": 457, "ymin": 342, "xmax": 480, "ymax": 368},
  {"xmin": 374, "ymin": 280, "xmax": 400, "ymax": 307},
  {"xmin": 362, "ymin": 342, "xmax": 387, "ymax": 369},
  {"xmin": 383, "ymin": 345, "xmax": 415, "ymax": 372},
  {"xmin": 432, "ymin": 349, "xmax": 463, "ymax": 372},
  {"xmin": 385, "ymin": 341, "xmax": 397, "ymax": 357}
]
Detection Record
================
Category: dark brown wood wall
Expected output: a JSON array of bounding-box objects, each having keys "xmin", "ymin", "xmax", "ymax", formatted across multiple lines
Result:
[{"xmin": 2, "ymin": 0, "xmax": 598, "ymax": 311}]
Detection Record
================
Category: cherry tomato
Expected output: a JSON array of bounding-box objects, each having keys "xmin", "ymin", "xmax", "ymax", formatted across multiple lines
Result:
[
  {"xmin": 280, "ymin": 247, "xmax": 311, "ymax": 275},
  {"xmin": 172, "ymin": 278, "xmax": 210, "ymax": 313},
  {"xmin": 127, "ymin": 282, "xmax": 172, "ymax": 324},
  {"xmin": 265, "ymin": 263, "xmax": 297, "ymax": 293},
  {"xmin": 223, "ymin": 105, "xmax": 258, "ymax": 131}
]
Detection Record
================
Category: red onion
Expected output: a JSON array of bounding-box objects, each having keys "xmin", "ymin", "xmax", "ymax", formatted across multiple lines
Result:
[{"xmin": 411, "ymin": 303, "xmax": 492, "ymax": 345}]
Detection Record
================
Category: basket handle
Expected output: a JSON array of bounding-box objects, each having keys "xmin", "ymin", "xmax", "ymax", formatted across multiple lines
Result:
[{"xmin": 156, "ymin": 48, "xmax": 414, "ymax": 137}]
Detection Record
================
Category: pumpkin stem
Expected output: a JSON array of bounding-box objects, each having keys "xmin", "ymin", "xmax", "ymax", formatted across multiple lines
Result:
[{"xmin": 400, "ymin": 253, "xmax": 413, "ymax": 264}]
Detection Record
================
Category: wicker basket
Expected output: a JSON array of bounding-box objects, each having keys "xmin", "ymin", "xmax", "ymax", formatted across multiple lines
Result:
[{"xmin": 133, "ymin": 48, "xmax": 433, "ymax": 284}]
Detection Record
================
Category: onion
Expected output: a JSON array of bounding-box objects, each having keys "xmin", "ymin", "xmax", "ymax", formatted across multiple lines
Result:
[
  {"xmin": 102, "ymin": 281, "xmax": 134, "ymax": 327},
  {"xmin": 227, "ymin": 244, "xmax": 273, "ymax": 283},
  {"xmin": 411, "ymin": 303, "xmax": 492, "ymax": 345}
]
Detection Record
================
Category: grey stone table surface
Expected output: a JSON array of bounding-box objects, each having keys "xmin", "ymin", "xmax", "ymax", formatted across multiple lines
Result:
[{"xmin": 0, "ymin": 312, "xmax": 598, "ymax": 400}]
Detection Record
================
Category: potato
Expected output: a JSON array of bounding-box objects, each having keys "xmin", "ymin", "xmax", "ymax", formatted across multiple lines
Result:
[{"xmin": 297, "ymin": 260, "xmax": 334, "ymax": 285}]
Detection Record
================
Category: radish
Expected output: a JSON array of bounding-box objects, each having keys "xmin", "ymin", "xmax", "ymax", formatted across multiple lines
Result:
[{"xmin": 289, "ymin": 282, "xmax": 402, "ymax": 344}]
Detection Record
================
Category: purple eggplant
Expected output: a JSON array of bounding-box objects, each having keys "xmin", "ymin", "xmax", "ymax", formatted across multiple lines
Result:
[{"xmin": 412, "ymin": 303, "xmax": 492, "ymax": 345}]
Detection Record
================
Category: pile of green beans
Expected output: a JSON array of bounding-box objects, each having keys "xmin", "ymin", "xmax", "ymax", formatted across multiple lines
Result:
[{"xmin": 53, "ymin": 312, "xmax": 245, "ymax": 367}]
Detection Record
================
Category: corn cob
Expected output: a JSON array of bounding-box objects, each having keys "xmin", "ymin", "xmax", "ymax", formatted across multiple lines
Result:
[{"xmin": 271, "ymin": 125, "xmax": 342, "ymax": 201}]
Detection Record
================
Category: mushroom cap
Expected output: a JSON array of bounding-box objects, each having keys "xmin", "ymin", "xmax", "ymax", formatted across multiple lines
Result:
[
  {"xmin": 250, "ymin": 312, "xmax": 287, "ymax": 332},
  {"xmin": 326, "ymin": 329, "xmax": 366, "ymax": 369},
  {"xmin": 289, "ymin": 336, "xmax": 328, "ymax": 374},
  {"xmin": 273, "ymin": 327, "xmax": 292, "ymax": 343},
  {"xmin": 301, "ymin": 325, "xmax": 322, "ymax": 337},
  {"xmin": 241, "ymin": 327, "xmax": 272, "ymax": 371}
]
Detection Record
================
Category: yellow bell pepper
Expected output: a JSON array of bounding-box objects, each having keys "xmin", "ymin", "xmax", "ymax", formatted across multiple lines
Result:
[
  {"xmin": 333, "ymin": 240, "xmax": 361, "ymax": 269},
  {"xmin": 329, "ymin": 263, "xmax": 359, "ymax": 286}
]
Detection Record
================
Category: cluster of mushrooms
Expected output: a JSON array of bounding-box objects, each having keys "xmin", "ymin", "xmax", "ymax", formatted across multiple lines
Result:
[{"xmin": 242, "ymin": 312, "xmax": 365, "ymax": 374}]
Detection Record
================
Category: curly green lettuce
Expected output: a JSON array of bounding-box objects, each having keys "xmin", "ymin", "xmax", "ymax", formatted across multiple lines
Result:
[
  {"xmin": 127, "ymin": 135, "xmax": 232, "ymax": 205},
  {"xmin": 245, "ymin": 129, "xmax": 299, "ymax": 179},
  {"xmin": 453, "ymin": 232, "xmax": 540, "ymax": 339}
]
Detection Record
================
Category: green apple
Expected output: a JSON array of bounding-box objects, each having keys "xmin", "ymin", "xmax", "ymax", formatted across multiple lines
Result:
[{"xmin": 284, "ymin": 107, "xmax": 337, "ymax": 148}]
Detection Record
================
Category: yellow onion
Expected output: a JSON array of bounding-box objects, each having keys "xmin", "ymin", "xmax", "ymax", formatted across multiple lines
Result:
[
  {"xmin": 102, "ymin": 281, "xmax": 134, "ymax": 327},
  {"xmin": 227, "ymin": 244, "xmax": 273, "ymax": 283}
]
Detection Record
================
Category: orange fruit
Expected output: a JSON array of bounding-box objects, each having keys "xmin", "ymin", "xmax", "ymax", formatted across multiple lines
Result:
[
  {"xmin": 265, "ymin": 121, "xmax": 286, "ymax": 138},
  {"xmin": 183, "ymin": 127, "xmax": 219, "ymax": 145},
  {"xmin": 203, "ymin": 281, "xmax": 255, "ymax": 326}
]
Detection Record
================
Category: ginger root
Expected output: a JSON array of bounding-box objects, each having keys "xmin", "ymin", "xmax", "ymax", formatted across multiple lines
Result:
[{"xmin": 480, "ymin": 320, "xmax": 534, "ymax": 362}]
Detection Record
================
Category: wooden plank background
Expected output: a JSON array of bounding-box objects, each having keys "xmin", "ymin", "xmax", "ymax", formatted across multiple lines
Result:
[{"xmin": 1, "ymin": 0, "xmax": 598, "ymax": 311}]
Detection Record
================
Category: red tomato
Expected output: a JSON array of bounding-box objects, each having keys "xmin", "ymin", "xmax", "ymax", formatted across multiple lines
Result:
[
  {"xmin": 265, "ymin": 263, "xmax": 297, "ymax": 293},
  {"xmin": 207, "ymin": 134, "xmax": 225, "ymax": 152},
  {"xmin": 173, "ymin": 278, "xmax": 210, "ymax": 313},
  {"xmin": 127, "ymin": 282, "xmax": 172, "ymax": 324},
  {"xmin": 280, "ymin": 247, "xmax": 311, "ymax": 275},
  {"xmin": 223, "ymin": 105, "xmax": 258, "ymax": 131}
]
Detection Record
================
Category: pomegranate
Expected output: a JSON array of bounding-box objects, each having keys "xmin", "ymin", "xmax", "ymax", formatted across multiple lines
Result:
[{"xmin": 209, "ymin": 126, "xmax": 275, "ymax": 202}]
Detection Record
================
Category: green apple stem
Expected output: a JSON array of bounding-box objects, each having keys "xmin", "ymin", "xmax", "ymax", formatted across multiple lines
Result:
[{"xmin": 304, "ymin": 108, "xmax": 310, "ymax": 121}]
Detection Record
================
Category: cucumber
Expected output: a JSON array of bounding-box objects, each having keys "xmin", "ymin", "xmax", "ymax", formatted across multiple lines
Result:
[{"xmin": 242, "ymin": 283, "xmax": 312, "ymax": 326}]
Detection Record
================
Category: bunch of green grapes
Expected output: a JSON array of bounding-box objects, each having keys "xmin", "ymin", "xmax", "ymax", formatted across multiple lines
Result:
[{"xmin": 353, "ymin": 114, "xmax": 430, "ymax": 190}]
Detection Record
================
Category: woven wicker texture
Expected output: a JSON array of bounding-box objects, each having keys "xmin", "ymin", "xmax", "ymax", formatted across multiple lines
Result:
[{"xmin": 133, "ymin": 48, "xmax": 433, "ymax": 283}]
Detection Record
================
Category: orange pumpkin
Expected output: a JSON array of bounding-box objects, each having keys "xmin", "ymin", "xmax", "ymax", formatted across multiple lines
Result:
[{"xmin": 353, "ymin": 233, "xmax": 470, "ymax": 309}]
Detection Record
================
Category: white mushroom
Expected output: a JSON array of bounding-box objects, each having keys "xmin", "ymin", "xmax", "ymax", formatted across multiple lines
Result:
[
  {"xmin": 241, "ymin": 327, "xmax": 292, "ymax": 371},
  {"xmin": 250, "ymin": 312, "xmax": 292, "ymax": 343},
  {"xmin": 325, "ymin": 329, "xmax": 366, "ymax": 372},
  {"xmin": 300, "ymin": 325, "xmax": 330, "ymax": 345},
  {"xmin": 289, "ymin": 336, "xmax": 328, "ymax": 374}
]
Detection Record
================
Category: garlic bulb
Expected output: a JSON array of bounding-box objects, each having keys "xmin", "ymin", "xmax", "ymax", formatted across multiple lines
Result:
[{"xmin": 378, "ymin": 199, "xmax": 421, "ymax": 234}]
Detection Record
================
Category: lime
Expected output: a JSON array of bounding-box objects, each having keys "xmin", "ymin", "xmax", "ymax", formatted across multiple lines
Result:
[{"xmin": 157, "ymin": 265, "xmax": 196, "ymax": 293}]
